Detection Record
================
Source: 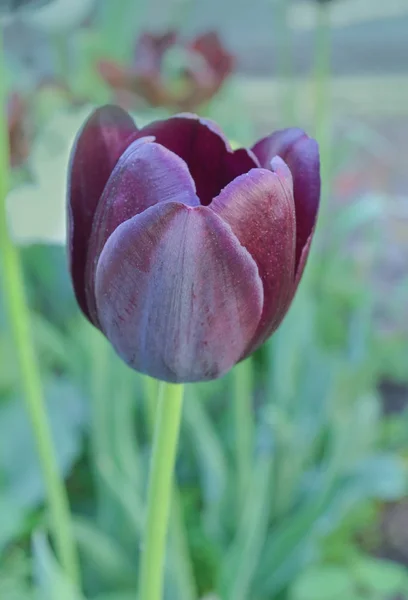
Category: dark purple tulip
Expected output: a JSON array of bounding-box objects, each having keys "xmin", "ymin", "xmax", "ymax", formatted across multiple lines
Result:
[{"xmin": 68, "ymin": 106, "xmax": 320, "ymax": 383}]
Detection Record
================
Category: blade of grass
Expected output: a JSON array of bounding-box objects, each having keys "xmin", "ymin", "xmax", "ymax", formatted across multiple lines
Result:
[
  {"xmin": 72, "ymin": 517, "xmax": 136, "ymax": 587},
  {"xmin": 220, "ymin": 450, "xmax": 274, "ymax": 600},
  {"xmin": 32, "ymin": 532, "xmax": 85, "ymax": 600},
  {"xmin": 0, "ymin": 29, "xmax": 79, "ymax": 587},
  {"xmin": 231, "ymin": 359, "xmax": 254, "ymax": 518},
  {"xmin": 184, "ymin": 389, "xmax": 228, "ymax": 537}
]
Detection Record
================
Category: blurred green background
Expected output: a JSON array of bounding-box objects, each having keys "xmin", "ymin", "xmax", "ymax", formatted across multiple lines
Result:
[{"xmin": 1, "ymin": 0, "xmax": 408, "ymax": 599}]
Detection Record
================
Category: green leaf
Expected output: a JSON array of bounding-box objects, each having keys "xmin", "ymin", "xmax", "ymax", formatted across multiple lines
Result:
[
  {"xmin": 0, "ymin": 333, "xmax": 19, "ymax": 394},
  {"xmin": 0, "ymin": 549, "xmax": 39, "ymax": 600},
  {"xmin": 0, "ymin": 379, "xmax": 86, "ymax": 532},
  {"xmin": 109, "ymin": 360, "xmax": 142, "ymax": 494},
  {"xmin": 32, "ymin": 532, "xmax": 86, "ymax": 600},
  {"xmin": 267, "ymin": 284, "xmax": 316, "ymax": 406},
  {"xmin": 22, "ymin": 244, "xmax": 77, "ymax": 325},
  {"xmin": 254, "ymin": 464, "xmax": 338, "ymax": 597},
  {"xmin": 31, "ymin": 313, "xmax": 70, "ymax": 371},
  {"xmin": 349, "ymin": 453, "xmax": 407, "ymax": 500},
  {"xmin": 168, "ymin": 491, "xmax": 199, "ymax": 600},
  {"xmin": 184, "ymin": 390, "xmax": 228, "ymax": 535},
  {"xmin": 72, "ymin": 518, "xmax": 136, "ymax": 587},
  {"xmin": 332, "ymin": 194, "xmax": 386, "ymax": 244},
  {"xmin": 97, "ymin": 458, "xmax": 144, "ymax": 537},
  {"xmin": 289, "ymin": 566, "xmax": 356, "ymax": 600},
  {"xmin": 220, "ymin": 453, "xmax": 273, "ymax": 600},
  {"xmin": 0, "ymin": 497, "xmax": 30, "ymax": 551},
  {"xmin": 352, "ymin": 557, "xmax": 408, "ymax": 595},
  {"xmin": 92, "ymin": 594, "xmax": 135, "ymax": 600}
]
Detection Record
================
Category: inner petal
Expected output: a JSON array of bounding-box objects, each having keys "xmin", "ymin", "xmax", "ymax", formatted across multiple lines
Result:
[{"xmin": 139, "ymin": 114, "xmax": 258, "ymax": 205}]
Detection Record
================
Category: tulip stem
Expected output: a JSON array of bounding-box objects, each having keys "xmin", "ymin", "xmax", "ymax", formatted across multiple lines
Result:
[
  {"xmin": 143, "ymin": 376, "xmax": 197, "ymax": 600},
  {"xmin": 143, "ymin": 375, "xmax": 159, "ymax": 433},
  {"xmin": 275, "ymin": 0, "xmax": 295, "ymax": 125},
  {"xmin": 314, "ymin": 0, "xmax": 332, "ymax": 216},
  {"xmin": 233, "ymin": 358, "xmax": 254, "ymax": 515},
  {"xmin": 0, "ymin": 31, "xmax": 79, "ymax": 586},
  {"xmin": 52, "ymin": 34, "xmax": 70, "ymax": 81},
  {"xmin": 314, "ymin": 2, "xmax": 331, "ymax": 136},
  {"xmin": 89, "ymin": 328, "xmax": 112, "ymax": 522},
  {"xmin": 139, "ymin": 381, "xmax": 185, "ymax": 600}
]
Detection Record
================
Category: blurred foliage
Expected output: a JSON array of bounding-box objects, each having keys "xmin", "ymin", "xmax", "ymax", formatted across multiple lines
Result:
[{"xmin": 2, "ymin": 180, "xmax": 408, "ymax": 598}]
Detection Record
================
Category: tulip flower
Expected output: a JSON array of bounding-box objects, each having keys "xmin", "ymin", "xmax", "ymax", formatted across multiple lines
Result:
[
  {"xmin": 68, "ymin": 106, "xmax": 320, "ymax": 383},
  {"xmin": 98, "ymin": 30, "xmax": 234, "ymax": 112}
]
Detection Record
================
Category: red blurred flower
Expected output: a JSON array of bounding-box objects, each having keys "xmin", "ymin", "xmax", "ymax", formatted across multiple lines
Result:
[
  {"xmin": 7, "ymin": 93, "xmax": 29, "ymax": 168},
  {"xmin": 98, "ymin": 31, "xmax": 234, "ymax": 111}
]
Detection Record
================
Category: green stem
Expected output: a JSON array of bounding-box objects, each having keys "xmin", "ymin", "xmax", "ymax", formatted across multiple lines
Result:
[
  {"xmin": 232, "ymin": 358, "xmax": 254, "ymax": 514},
  {"xmin": 89, "ymin": 328, "xmax": 112, "ymax": 523},
  {"xmin": 143, "ymin": 376, "xmax": 159, "ymax": 434},
  {"xmin": 307, "ymin": 0, "xmax": 332, "ymax": 283},
  {"xmin": 99, "ymin": 0, "xmax": 145, "ymax": 62},
  {"xmin": 169, "ymin": 0, "xmax": 194, "ymax": 29},
  {"xmin": 138, "ymin": 382, "xmax": 185, "ymax": 600},
  {"xmin": 314, "ymin": 0, "xmax": 332, "ymax": 213},
  {"xmin": 52, "ymin": 34, "xmax": 70, "ymax": 81},
  {"xmin": 223, "ymin": 453, "xmax": 274, "ymax": 600},
  {"xmin": 274, "ymin": 0, "xmax": 295, "ymax": 125},
  {"xmin": 143, "ymin": 376, "xmax": 197, "ymax": 600},
  {"xmin": 0, "ymin": 32, "xmax": 79, "ymax": 586},
  {"xmin": 169, "ymin": 488, "xmax": 198, "ymax": 600}
]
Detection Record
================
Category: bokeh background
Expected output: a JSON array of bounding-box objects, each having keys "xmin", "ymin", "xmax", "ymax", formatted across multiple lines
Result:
[{"xmin": 1, "ymin": 0, "xmax": 408, "ymax": 599}]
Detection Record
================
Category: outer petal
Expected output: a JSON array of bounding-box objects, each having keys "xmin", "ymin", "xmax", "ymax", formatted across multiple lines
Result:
[
  {"xmin": 68, "ymin": 105, "xmax": 138, "ymax": 320},
  {"xmin": 85, "ymin": 140, "xmax": 200, "ymax": 324},
  {"xmin": 191, "ymin": 31, "xmax": 234, "ymax": 80},
  {"xmin": 98, "ymin": 60, "xmax": 131, "ymax": 89},
  {"xmin": 211, "ymin": 160, "xmax": 296, "ymax": 352},
  {"xmin": 95, "ymin": 202, "xmax": 264, "ymax": 383},
  {"xmin": 139, "ymin": 113, "xmax": 258, "ymax": 205},
  {"xmin": 252, "ymin": 128, "xmax": 320, "ymax": 272},
  {"xmin": 133, "ymin": 31, "xmax": 177, "ymax": 76},
  {"xmin": 7, "ymin": 92, "xmax": 29, "ymax": 167},
  {"xmin": 128, "ymin": 32, "xmax": 179, "ymax": 107}
]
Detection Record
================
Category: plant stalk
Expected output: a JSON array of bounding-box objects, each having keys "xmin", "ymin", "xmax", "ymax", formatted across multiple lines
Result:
[
  {"xmin": 138, "ymin": 381, "xmax": 185, "ymax": 600},
  {"xmin": 275, "ymin": 0, "xmax": 295, "ymax": 125},
  {"xmin": 314, "ymin": 0, "xmax": 332, "ymax": 224},
  {"xmin": 0, "ymin": 30, "xmax": 79, "ymax": 586},
  {"xmin": 233, "ymin": 358, "xmax": 254, "ymax": 515}
]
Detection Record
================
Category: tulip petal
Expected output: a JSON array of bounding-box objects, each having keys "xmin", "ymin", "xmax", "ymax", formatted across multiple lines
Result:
[
  {"xmin": 68, "ymin": 105, "xmax": 138, "ymax": 320},
  {"xmin": 252, "ymin": 128, "xmax": 320, "ymax": 272},
  {"xmin": 211, "ymin": 162, "xmax": 296, "ymax": 352},
  {"xmin": 139, "ymin": 113, "xmax": 258, "ymax": 205},
  {"xmin": 134, "ymin": 31, "xmax": 178, "ymax": 77},
  {"xmin": 85, "ymin": 140, "xmax": 200, "ymax": 325},
  {"xmin": 95, "ymin": 202, "xmax": 264, "ymax": 383},
  {"xmin": 191, "ymin": 32, "xmax": 234, "ymax": 80}
]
